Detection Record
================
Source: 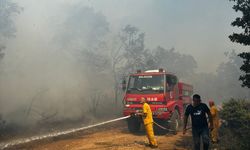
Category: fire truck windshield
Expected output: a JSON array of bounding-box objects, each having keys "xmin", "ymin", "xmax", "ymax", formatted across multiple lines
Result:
[{"xmin": 127, "ymin": 75, "xmax": 164, "ymax": 94}]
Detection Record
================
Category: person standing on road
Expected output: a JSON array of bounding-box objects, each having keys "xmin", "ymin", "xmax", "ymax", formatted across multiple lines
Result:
[
  {"xmin": 209, "ymin": 100, "xmax": 219, "ymax": 143},
  {"xmin": 138, "ymin": 97, "xmax": 158, "ymax": 148},
  {"xmin": 183, "ymin": 94, "xmax": 213, "ymax": 150}
]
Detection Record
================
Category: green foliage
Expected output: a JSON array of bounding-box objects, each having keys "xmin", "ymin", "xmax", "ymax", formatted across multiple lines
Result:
[
  {"xmin": 229, "ymin": 0, "xmax": 250, "ymax": 46},
  {"xmin": 220, "ymin": 99, "xmax": 250, "ymax": 149},
  {"xmin": 238, "ymin": 52, "xmax": 250, "ymax": 88},
  {"xmin": 229, "ymin": 0, "xmax": 250, "ymax": 88}
]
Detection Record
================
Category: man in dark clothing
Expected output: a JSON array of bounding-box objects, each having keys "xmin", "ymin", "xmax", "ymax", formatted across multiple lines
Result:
[{"xmin": 183, "ymin": 94, "xmax": 213, "ymax": 150}]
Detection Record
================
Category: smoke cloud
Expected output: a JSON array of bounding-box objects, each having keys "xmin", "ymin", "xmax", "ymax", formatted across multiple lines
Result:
[{"xmin": 0, "ymin": 0, "xmax": 249, "ymax": 127}]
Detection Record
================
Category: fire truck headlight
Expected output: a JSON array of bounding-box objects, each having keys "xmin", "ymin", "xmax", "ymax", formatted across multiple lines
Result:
[
  {"xmin": 157, "ymin": 108, "xmax": 168, "ymax": 112},
  {"xmin": 125, "ymin": 104, "xmax": 130, "ymax": 107}
]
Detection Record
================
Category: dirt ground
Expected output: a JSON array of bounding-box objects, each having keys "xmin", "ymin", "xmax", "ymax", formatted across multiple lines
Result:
[{"xmin": 6, "ymin": 121, "xmax": 193, "ymax": 150}]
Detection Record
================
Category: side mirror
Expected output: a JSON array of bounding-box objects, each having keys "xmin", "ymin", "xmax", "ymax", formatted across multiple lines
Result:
[{"xmin": 122, "ymin": 79, "xmax": 126, "ymax": 91}]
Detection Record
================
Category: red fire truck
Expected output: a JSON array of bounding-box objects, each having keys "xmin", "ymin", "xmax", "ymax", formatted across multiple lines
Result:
[{"xmin": 122, "ymin": 69, "xmax": 193, "ymax": 133}]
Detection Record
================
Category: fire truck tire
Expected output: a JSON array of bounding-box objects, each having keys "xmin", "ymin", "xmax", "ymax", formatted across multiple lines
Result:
[
  {"xmin": 127, "ymin": 117, "xmax": 140, "ymax": 133},
  {"xmin": 169, "ymin": 110, "xmax": 180, "ymax": 134}
]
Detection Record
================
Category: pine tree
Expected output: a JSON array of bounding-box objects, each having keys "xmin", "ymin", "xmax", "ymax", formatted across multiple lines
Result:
[{"xmin": 229, "ymin": 0, "xmax": 250, "ymax": 88}]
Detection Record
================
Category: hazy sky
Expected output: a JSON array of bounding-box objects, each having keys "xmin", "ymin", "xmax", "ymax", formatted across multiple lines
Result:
[{"xmin": 12, "ymin": 0, "xmax": 248, "ymax": 73}]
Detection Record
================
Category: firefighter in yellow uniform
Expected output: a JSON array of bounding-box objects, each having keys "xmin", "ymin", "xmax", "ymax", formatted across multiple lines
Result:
[
  {"xmin": 209, "ymin": 100, "xmax": 219, "ymax": 143},
  {"xmin": 140, "ymin": 97, "xmax": 158, "ymax": 148}
]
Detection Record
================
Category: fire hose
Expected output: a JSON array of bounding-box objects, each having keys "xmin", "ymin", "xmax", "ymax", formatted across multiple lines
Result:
[
  {"xmin": 0, "ymin": 115, "xmax": 131, "ymax": 150},
  {"xmin": 133, "ymin": 113, "xmax": 191, "ymax": 132},
  {"xmin": 0, "ymin": 115, "xmax": 192, "ymax": 149},
  {"xmin": 153, "ymin": 121, "xmax": 191, "ymax": 132}
]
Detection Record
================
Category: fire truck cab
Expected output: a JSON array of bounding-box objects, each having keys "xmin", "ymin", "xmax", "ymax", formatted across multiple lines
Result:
[{"xmin": 122, "ymin": 69, "xmax": 193, "ymax": 133}]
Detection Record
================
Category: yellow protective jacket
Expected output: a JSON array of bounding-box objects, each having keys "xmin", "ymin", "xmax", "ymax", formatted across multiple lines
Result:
[
  {"xmin": 143, "ymin": 103, "xmax": 153, "ymax": 125},
  {"xmin": 210, "ymin": 105, "xmax": 219, "ymax": 128}
]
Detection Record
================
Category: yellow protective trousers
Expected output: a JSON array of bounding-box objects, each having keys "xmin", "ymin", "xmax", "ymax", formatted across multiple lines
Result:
[
  {"xmin": 210, "ymin": 105, "xmax": 219, "ymax": 142},
  {"xmin": 211, "ymin": 126, "xmax": 219, "ymax": 142},
  {"xmin": 145, "ymin": 123, "xmax": 158, "ymax": 147}
]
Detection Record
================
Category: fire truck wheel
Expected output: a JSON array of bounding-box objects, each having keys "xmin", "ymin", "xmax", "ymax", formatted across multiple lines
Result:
[
  {"xmin": 169, "ymin": 110, "xmax": 179, "ymax": 134},
  {"xmin": 127, "ymin": 117, "xmax": 140, "ymax": 133}
]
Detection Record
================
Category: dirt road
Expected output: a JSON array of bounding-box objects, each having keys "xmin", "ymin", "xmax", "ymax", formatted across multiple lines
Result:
[{"xmin": 7, "ymin": 121, "xmax": 193, "ymax": 150}]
